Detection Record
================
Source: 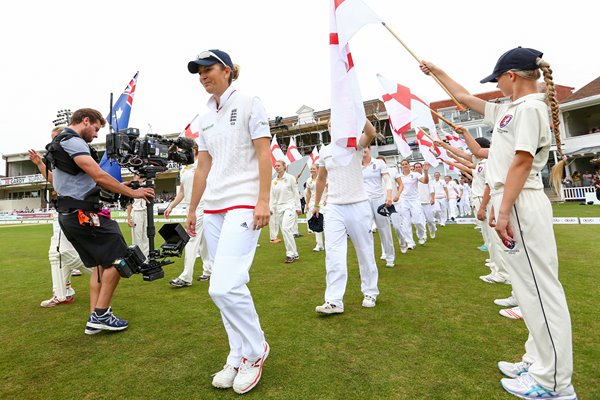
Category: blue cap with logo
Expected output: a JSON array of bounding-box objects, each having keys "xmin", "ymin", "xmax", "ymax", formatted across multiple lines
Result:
[
  {"xmin": 188, "ymin": 49, "xmax": 233, "ymax": 74},
  {"xmin": 377, "ymin": 204, "xmax": 397, "ymax": 217},
  {"xmin": 480, "ymin": 47, "xmax": 543, "ymax": 83}
]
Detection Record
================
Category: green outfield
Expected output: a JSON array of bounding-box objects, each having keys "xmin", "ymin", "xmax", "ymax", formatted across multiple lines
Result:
[{"xmin": 1, "ymin": 203, "xmax": 598, "ymax": 399}]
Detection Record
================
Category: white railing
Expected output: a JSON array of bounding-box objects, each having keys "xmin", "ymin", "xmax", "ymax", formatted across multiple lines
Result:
[{"xmin": 562, "ymin": 186, "xmax": 595, "ymax": 200}]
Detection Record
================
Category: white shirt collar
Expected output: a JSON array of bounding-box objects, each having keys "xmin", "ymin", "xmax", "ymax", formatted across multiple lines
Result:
[
  {"xmin": 510, "ymin": 92, "xmax": 546, "ymax": 106},
  {"xmin": 206, "ymin": 85, "xmax": 237, "ymax": 112}
]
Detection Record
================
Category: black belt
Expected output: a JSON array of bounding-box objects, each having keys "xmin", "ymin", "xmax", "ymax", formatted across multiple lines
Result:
[{"xmin": 56, "ymin": 196, "xmax": 101, "ymax": 212}]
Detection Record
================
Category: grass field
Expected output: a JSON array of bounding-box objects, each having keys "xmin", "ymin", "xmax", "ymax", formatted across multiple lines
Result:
[{"xmin": 1, "ymin": 203, "xmax": 599, "ymax": 399}]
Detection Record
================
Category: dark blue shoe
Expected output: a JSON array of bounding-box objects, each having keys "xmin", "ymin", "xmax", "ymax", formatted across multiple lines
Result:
[{"xmin": 86, "ymin": 307, "xmax": 128, "ymax": 332}]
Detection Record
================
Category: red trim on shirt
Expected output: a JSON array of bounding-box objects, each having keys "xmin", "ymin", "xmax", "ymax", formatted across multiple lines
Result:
[{"xmin": 204, "ymin": 205, "xmax": 255, "ymax": 214}]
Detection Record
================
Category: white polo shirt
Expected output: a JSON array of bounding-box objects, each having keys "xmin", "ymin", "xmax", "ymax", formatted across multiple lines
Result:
[
  {"xmin": 270, "ymin": 172, "xmax": 301, "ymax": 210},
  {"xmin": 432, "ymin": 178, "xmax": 447, "ymax": 198},
  {"xmin": 196, "ymin": 86, "xmax": 271, "ymax": 213},
  {"xmin": 484, "ymin": 93, "xmax": 551, "ymax": 192},
  {"xmin": 321, "ymin": 144, "xmax": 368, "ymax": 205},
  {"xmin": 418, "ymin": 178, "xmax": 434, "ymax": 204},
  {"xmin": 362, "ymin": 158, "xmax": 389, "ymax": 199},
  {"xmin": 446, "ymin": 180, "xmax": 459, "ymax": 199},
  {"xmin": 471, "ymin": 158, "xmax": 487, "ymax": 198},
  {"xmin": 399, "ymin": 171, "xmax": 422, "ymax": 201}
]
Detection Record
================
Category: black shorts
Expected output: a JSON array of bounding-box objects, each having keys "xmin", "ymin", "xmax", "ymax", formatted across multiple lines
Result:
[{"xmin": 58, "ymin": 211, "xmax": 128, "ymax": 268}]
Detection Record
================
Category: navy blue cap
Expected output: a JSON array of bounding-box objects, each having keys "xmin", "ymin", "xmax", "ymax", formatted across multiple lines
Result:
[
  {"xmin": 480, "ymin": 47, "xmax": 543, "ymax": 83},
  {"xmin": 188, "ymin": 49, "xmax": 233, "ymax": 74},
  {"xmin": 308, "ymin": 214, "xmax": 324, "ymax": 233},
  {"xmin": 377, "ymin": 204, "xmax": 397, "ymax": 217}
]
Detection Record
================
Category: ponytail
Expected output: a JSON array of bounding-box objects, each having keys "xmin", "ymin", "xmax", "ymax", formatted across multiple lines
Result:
[{"xmin": 537, "ymin": 58, "xmax": 565, "ymax": 195}]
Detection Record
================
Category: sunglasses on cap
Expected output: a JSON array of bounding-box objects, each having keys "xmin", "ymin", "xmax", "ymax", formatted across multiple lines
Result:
[{"xmin": 196, "ymin": 51, "xmax": 230, "ymax": 68}]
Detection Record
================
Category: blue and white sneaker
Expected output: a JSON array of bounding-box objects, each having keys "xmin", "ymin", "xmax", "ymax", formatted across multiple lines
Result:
[
  {"xmin": 498, "ymin": 361, "xmax": 531, "ymax": 378},
  {"xmin": 501, "ymin": 373, "xmax": 577, "ymax": 399},
  {"xmin": 85, "ymin": 307, "xmax": 128, "ymax": 333}
]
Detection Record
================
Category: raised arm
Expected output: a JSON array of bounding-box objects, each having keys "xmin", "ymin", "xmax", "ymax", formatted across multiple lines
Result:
[{"xmin": 420, "ymin": 61, "xmax": 485, "ymax": 115}]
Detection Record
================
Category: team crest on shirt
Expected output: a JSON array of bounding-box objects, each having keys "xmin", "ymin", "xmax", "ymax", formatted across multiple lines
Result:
[
  {"xmin": 230, "ymin": 108, "xmax": 238, "ymax": 125},
  {"xmin": 499, "ymin": 114, "xmax": 513, "ymax": 128}
]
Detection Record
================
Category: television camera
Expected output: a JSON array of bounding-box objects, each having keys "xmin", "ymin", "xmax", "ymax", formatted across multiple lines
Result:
[{"xmin": 105, "ymin": 128, "xmax": 195, "ymax": 281}]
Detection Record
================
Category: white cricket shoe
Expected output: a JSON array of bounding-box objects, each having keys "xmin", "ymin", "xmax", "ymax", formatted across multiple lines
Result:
[
  {"xmin": 380, "ymin": 253, "xmax": 387, "ymax": 260},
  {"xmin": 480, "ymin": 273, "xmax": 508, "ymax": 284},
  {"xmin": 315, "ymin": 302, "xmax": 344, "ymax": 315},
  {"xmin": 312, "ymin": 246, "xmax": 324, "ymax": 252},
  {"xmin": 385, "ymin": 261, "xmax": 394, "ymax": 268},
  {"xmin": 212, "ymin": 364, "xmax": 239, "ymax": 389},
  {"xmin": 429, "ymin": 231, "xmax": 436, "ymax": 239},
  {"xmin": 501, "ymin": 372, "xmax": 577, "ymax": 399},
  {"xmin": 418, "ymin": 238, "xmax": 426, "ymax": 245},
  {"xmin": 400, "ymin": 245, "xmax": 408, "ymax": 254},
  {"xmin": 233, "ymin": 342, "xmax": 270, "ymax": 394},
  {"xmin": 498, "ymin": 361, "xmax": 531, "ymax": 378},
  {"xmin": 494, "ymin": 296, "xmax": 519, "ymax": 307},
  {"xmin": 362, "ymin": 295, "xmax": 376, "ymax": 308},
  {"xmin": 499, "ymin": 306, "xmax": 523, "ymax": 320}
]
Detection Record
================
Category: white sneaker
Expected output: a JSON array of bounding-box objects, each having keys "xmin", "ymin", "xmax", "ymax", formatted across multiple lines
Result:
[
  {"xmin": 498, "ymin": 361, "xmax": 531, "ymax": 378},
  {"xmin": 418, "ymin": 238, "xmax": 426, "ymax": 245},
  {"xmin": 485, "ymin": 262, "xmax": 495, "ymax": 268},
  {"xmin": 315, "ymin": 302, "xmax": 344, "ymax": 315},
  {"xmin": 494, "ymin": 296, "xmax": 519, "ymax": 307},
  {"xmin": 485, "ymin": 258, "xmax": 491, "ymax": 263},
  {"xmin": 380, "ymin": 253, "xmax": 387, "ymax": 260},
  {"xmin": 212, "ymin": 364, "xmax": 239, "ymax": 389},
  {"xmin": 479, "ymin": 273, "xmax": 507, "ymax": 284},
  {"xmin": 400, "ymin": 245, "xmax": 408, "ymax": 254},
  {"xmin": 233, "ymin": 342, "xmax": 270, "ymax": 394},
  {"xmin": 501, "ymin": 372, "xmax": 577, "ymax": 400},
  {"xmin": 499, "ymin": 306, "xmax": 523, "ymax": 320},
  {"xmin": 362, "ymin": 295, "xmax": 376, "ymax": 308},
  {"xmin": 385, "ymin": 261, "xmax": 394, "ymax": 268},
  {"xmin": 407, "ymin": 245, "xmax": 415, "ymax": 251},
  {"xmin": 429, "ymin": 231, "xmax": 436, "ymax": 239},
  {"xmin": 312, "ymin": 246, "xmax": 324, "ymax": 252}
]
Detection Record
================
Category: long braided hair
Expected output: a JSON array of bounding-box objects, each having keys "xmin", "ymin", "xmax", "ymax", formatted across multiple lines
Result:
[{"xmin": 513, "ymin": 57, "xmax": 563, "ymax": 194}]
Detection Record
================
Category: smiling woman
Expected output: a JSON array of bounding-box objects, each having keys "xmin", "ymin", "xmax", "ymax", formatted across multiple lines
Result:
[{"xmin": 184, "ymin": 49, "xmax": 272, "ymax": 395}]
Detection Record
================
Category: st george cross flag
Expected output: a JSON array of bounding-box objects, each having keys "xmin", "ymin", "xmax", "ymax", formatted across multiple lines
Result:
[
  {"xmin": 376, "ymin": 74, "xmax": 412, "ymax": 157},
  {"xmin": 441, "ymin": 129, "xmax": 467, "ymax": 149},
  {"xmin": 100, "ymin": 71, "xmax": 139, "ymax": 182},
  {"xmin": 107, "ymin": 72, "xmax": 138, "ymax": 132},
  {"xmin": 416, "ymin": 127, "xmax": 440, "ymax": 167},
  {"xmin": 334, "ymin": 0, "xmax": 382, "ymax": 49},
  {"xmin": 270, "ymin": 135, "xmax": 286, "ymax": 167},
  {"xmin": 329, "ymin": 0, "xmax": 380, "ymax": 165},
  {"xmin": 286, "ymin": 137, "xmax": 303, "ymax": 164},
  {"xmin": 309, "ymin": 146, "xmax": 320, "ymax": 167},
  {"xmin": 182, "ymin": 114, "xmax": 200, "ymax": 140}
]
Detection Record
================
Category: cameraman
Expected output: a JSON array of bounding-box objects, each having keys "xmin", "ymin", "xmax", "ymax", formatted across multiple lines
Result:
[{"xmin": 49, "ymin": 108, "xmax": 154, "ymax": 335}]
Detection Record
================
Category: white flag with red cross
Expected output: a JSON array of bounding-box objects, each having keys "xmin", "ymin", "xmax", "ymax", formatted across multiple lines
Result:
[
  {"xmin": 181, "ymin": 114, "xmax": 200, "ymax": 139},
  {"xmin": 329, "ymin": 0, "xmax": 381, "ymax": 165},
  {"xmin": 376, "ymin": 74, "xmax": 412, "ymax": 157},
  {"xmin": 286, "ymin": 136, "xmax": 303, "ymax": 164},
  {"xmin": 416, "ymin": 127, "xmax": 440, "ymax": 167},
  {"xmin": 309, "ymin": 146, "xmax": 320, "ymax": 167},
  {"xmin": 270, "ymin": 136, "xmax": 286, "ymax": 167}
]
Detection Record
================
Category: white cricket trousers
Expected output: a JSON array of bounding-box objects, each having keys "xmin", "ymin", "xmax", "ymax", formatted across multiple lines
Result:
[
  {"xmin": 131, "ymin": 210, "xmax": 149, "ymax": 257},
  {"xmin": 275, "ymin": 207, "xmax": 298, "ymax": 257},
  {"xmin": 398, "ymin": 198, "xmax": 426, "ymax": 246},
  {"xmin": 472, "ymin": 197, "xmax": 489, "ymax": 247},
  {"xmin": 448, "ymin": 198, "xmax": 458, "ymax": 220},
  {"xmin": 368, "ymin": 196, "xmax": 395, "ymax": 263},
  {"xmin": 459, "ymin": 196, "xmax": 471, "ymax": 216},
  {"xmin": 204, "ymin": 209, "xmax": 266, "ymax": 364},
  {"xmin": 434, "ymin": 197, "xmax": 448, "ymax": 224},
  {"xmin": 268, "ymin": 206, "xmax": 279, "ymax": 240},
  {"xmin": 48, "ymin": 227, "xmax": 91, "ymax": 300},
  {"xmin": 178, "ymin": 209, "xmax": 212, "ymax": 282},
  {"xmin": 420, "ymin": 203, "xmax": 437, "ymax": 237},
  {"xmin": 323, "ymin": 201, "xmax": 379, "ymax": 308},
  {"xmin": 492, "ymin": 189, "xmax": 573, "ymax": 392}
]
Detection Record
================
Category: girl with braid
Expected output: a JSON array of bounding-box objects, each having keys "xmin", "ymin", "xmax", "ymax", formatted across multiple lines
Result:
[{"xmin": 420, "ymin": 48, "xmax": 576, "ymax": 400}]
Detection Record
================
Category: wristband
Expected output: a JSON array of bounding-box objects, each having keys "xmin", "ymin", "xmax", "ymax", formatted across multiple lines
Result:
[{"xmin": 314, "ymin": 205, "xmax": 320, "ymax": 208}]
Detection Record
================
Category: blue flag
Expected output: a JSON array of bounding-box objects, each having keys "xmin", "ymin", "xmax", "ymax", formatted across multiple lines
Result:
[{"xmin": 101, "ymin": 72, "xmax": 139, "ymax": 182}]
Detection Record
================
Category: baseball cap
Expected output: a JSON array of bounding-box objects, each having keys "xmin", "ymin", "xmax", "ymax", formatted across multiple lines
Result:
[
  {"xmin": 480, "ymin": 47, "xmax": 543, "ymax": 83},
  {"xmin": 188, "ymin": 49, "xmax": 233, "ymax": 74},
  {"xmin": 377, "ymin": 204, "xmax": 397, "ymax": 217},
  {"xmin": 307, "ymin": 214, "xmax": 324, "ymax": 233}
]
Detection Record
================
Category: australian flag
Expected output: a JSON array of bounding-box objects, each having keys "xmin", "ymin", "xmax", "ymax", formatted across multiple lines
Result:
[{"xmin": 100, "ymin": 71, "xmax": 139, "ymax": 182}]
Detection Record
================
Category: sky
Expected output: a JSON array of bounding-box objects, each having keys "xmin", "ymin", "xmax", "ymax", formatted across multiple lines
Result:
[{"xmin": 1, "ymin": 0, "xmax": 598, "ymax": 175}]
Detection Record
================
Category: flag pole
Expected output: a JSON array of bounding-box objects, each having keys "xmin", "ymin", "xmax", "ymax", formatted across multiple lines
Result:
[
  {"xmin": 427, "ymin": 107, "xmax": 458, "ymax": 130},
  {"xmin": 381, "ymin": 22, "xmax": 466, "ymax": 111}
]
